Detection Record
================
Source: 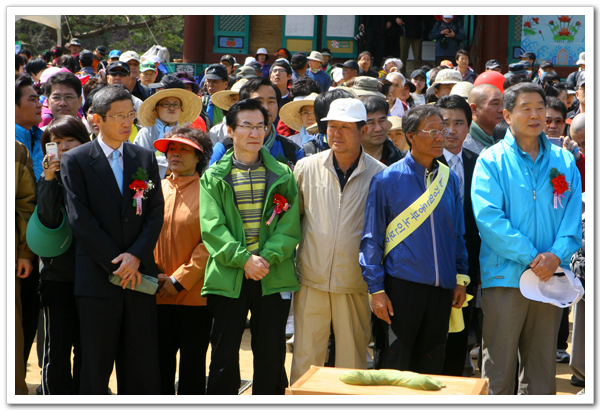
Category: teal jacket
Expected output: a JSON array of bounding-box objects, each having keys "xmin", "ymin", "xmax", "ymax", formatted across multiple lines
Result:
[
  {"xmin": 472, "ymin": 129, "xmax": 582, "ymax": 289},
  {"xmin": 200, "ymin": 147, "xmax": 301, "ymax": 298}
]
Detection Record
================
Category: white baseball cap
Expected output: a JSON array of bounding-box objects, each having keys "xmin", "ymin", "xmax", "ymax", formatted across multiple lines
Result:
[
  {"xmin": 519, "ymin": 267, "xmax": 584, "ymax": 308},
  {"xmin": 322, "ymin": 98, "xmax": 366, "ymax": 123},
  {"xmin": 331, "ymin": 67, "xmax": 344, "ymax": 84},
  {"xmin": 119, "ymin": 50, "xmax": 141, "ymax": 63}
]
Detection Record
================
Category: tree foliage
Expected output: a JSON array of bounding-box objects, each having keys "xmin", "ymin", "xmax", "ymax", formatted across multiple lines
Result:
[{"xmin": 15, "ymin": 15, "xmax": 184, "ymax": 60}]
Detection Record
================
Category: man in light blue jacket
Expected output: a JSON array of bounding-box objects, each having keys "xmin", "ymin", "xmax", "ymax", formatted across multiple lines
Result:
[{"xmin": 472, "ymin": 82, "xmax": 582, "ymax": 395}]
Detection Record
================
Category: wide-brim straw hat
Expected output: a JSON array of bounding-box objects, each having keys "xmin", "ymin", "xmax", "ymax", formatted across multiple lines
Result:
[
  {"xmin": 279, "ymin": 93, "xmax": 319, "ymax": 131},
  {"xmin": 137, "ymin": 88, "xmax": 202, "ymax": 127},
  {"xmin": 210, "ymin": 79, "xmax": 248, "ymax": 111}
]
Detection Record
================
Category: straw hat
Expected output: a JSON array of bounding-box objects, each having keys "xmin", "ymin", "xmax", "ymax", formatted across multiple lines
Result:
[
  {"xmin": 450, "ymin": 81, "xmax": 474, "ymax": 99},
  {"xmin": 137, "ymin": 88, "xmax": 202, "ymax": 127},
  {"xmin": 388, "ymin": 115, "xmax": 403, "ymax": 131},
  {"xmin": 307, "ymin": 51, "xmax": 324, "ymax": 63},
  {"xmin": 279, "ymin": 93, "xmax": 319, "ymax": 131},
  {"xmin": 210, "ymin": 79, "xmax": 249, "ymax": 112}
]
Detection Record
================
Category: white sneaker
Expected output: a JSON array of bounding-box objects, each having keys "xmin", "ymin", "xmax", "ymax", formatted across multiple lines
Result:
[{"xmin": 285, "ymin": 315, "xmax": 294, "ymax": 338}]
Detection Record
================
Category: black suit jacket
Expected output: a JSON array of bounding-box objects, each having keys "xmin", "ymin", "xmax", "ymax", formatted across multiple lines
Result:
[
  {"xmin": 61, "ymin": 138, "xmax": 164, "ymax": 297},
  {"xmin": 438, "ymin": 148, "xmax": 481, "ymax": 286}
]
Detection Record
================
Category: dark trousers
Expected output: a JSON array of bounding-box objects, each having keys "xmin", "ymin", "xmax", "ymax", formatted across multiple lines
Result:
[
  {"xmin": 21, "ymin": 258, "xmax": 40, "ymax": 366},
  {"xmin": 365, "ymin": 27, "xmax": 387, "ymax": 68},
  {"xmin": 380, "ymin": 276, "xmax": 453, "ymax": 374},
  {"xmin": 206, "ymin": 278, "xmax": 291, "ymax": 395},
  {"xmin": 76, "ymin": 291, "xmax": 160, "ymax": 395},
  {"xmin": 441, "ymin": 281, "xmax": 475, "ymax": 376},
  {"xmin": 40, "ymin": 281, "xmax": 81, "ymax": 395},
  {"xmin": 157, "ymin": 305, "xmax": 212, "ymax": 395},
  {"xmin": 557, "ymin": 307, "xmax": 571, "ymax": 350}
]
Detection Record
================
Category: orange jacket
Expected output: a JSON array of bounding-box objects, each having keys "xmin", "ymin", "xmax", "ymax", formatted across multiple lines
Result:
[{"xmin": 154, "ymin": 173, "xmax": 208, "ymax": 306}]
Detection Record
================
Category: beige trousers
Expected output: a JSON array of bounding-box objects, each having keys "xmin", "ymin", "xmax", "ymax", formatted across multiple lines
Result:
[{"xmin": 290, "ymin": 285, "xmax": 371, "ymax": 384}]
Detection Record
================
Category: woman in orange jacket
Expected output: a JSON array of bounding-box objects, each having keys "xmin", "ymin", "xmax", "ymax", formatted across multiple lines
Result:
[{"xmin": 152, "ymin": 126, "xmax": 213, "ymax": 395}]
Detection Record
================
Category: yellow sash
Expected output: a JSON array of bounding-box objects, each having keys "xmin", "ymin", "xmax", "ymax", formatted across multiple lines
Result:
[{"xmin": 383, "ymin": 163, "xmax": 450, "ymax": 258}]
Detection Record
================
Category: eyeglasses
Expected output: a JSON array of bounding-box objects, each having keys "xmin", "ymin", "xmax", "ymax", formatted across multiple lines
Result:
[
  {"xmin": 106, "ymin": 111, "xmax": 136, "ymax": 122},
  {"xmin": 418, "ymin": 128, "xmax": 450, "ymax": 138},
  {"xmin": 235, "ymin": 124, "xmax": 268, "ymax": 133},
  {"xmin": 108, "ymin": 71, "xmax": 129, "ymax": 77},
  {"xmin": 50, "ymin": 94, "xmax": 78, "ymax": 103},
  {"xmin": 545, "ymin": 118, "xmax": 565, "ymax": 126},
  {"xmin": 272, "ymin": 68, "xmax": 288, "ymax": 74},
  {"xmin": 300, "ymin": 110, "xmax": 314, "ymax": 115},
  {"xmin": 158, "ymin": 102, "xmax": 182, "ymax": 110}
]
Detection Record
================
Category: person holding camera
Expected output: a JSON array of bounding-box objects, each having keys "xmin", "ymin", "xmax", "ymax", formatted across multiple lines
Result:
[{"xmin": 429, "ymin": 15, "xmax": 467, "ymax": 67}]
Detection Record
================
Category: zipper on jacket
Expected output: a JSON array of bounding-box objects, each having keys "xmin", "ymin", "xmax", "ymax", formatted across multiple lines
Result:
[
  {"xmin": 328, "ymin": 177, "xmax": 344, "ymax": 292},
  {"xmin": 425, "ymin": 169, "xmax": 440, "ymax": 287},
  {"xmin": 533, "ymin": 190, "xmax": 536, "ymax": 201}
]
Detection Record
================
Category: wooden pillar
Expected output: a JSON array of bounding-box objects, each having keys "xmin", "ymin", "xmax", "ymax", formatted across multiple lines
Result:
[
  {"xmin": 474, "ymin": 15, "xmax": 510, "ymax": 73},
  {"xmin": 183, "ymin": 15, "xmax": 206, "ymax": 64}
]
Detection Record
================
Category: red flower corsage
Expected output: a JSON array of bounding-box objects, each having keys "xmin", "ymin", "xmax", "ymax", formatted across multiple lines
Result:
[
  {"xmin": 549, "ymin": 168, "xmax": 569, "ymax": 209},
  {"xmin": 266, "ymin": 194, "xmax": 290, "ymax": 226},
  {"xmin": 129, "ymin": 167, "xmax": 155, "ymax": 215}
]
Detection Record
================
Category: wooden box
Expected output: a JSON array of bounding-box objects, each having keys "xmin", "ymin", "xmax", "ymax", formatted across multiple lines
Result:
[{"xmin": 286, "ymin": 366, "xmax": 489, "ymax": 395}]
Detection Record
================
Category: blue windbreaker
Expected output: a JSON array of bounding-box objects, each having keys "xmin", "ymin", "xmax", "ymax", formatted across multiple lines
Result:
[
  {"xmin": 16, "ymin": 123, "xmax": 44, "ymax": 179},
  {"xmin": 472, "ymin": 129, "xmax": 582, "ymax": 289},
  {"xmin": 360, "ymin": 151, "xmax": 468, "ymax": 293}
]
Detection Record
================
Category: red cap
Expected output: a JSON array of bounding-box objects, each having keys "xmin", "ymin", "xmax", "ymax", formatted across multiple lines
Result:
[{"xmin": 153, "ymin": 135, "xmax": 204, "ymax": 154}]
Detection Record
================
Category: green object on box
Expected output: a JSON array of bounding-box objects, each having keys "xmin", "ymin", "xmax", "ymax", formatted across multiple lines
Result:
[
  {"xmin": 339, "ymin": 370, "xmax": 446, "ymax": 391},
  {"xmin": 108, "ymin": 273, "xmax": 159, "ymax": 295}
]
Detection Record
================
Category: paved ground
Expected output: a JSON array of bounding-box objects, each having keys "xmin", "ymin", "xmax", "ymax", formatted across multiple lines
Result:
[{"xmin": 25, "ymin": 311, "xmax": 581, "ymax": 395}]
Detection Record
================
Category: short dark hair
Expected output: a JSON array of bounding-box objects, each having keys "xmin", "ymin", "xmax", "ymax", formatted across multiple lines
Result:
[
  {"xmin": 543, "ymin": 82, "xmax": 560, "ymax": 98},
  {"xmin": 455, "ymin": 49, "xmax": 470, "ymax": 61},
  {"xmin": 314, "ymin": 88, "xmax": 355, "ymax": 134},
  {"xmin": 25, "ymin": 58, "xmax": 47, "ymax": 77},
  {"xmin": 163, "ymin": 126, "xmax": 213, "ymax": 175},
  {"xmin": 291, "ymin": 58, "xmax": 307, "ymax": 71},
  {"xmin": 83, "ymin": 84, "xmax": 108, "ymax": 115},
  {"xmin": 238, "ymin": 77, "xmax": 282, "ymax": 108},
  {"xmin": 45, "ymin": 72, "xmax": 83, "ymax": 98},
  {"xmin": 358, "ymin": 51, "xmax": 373, "ymax": 68},
  {"xmin": 503, "ymin": 73, "xmax": 532, "ymax": 91},
  {"xmin": 545, "ymin": 97, "xmax": 567, "ymax": 120},
  {"xmin": 83, "ymin": 77, "xmax": 108, "ymax": 100},
  {"xmin": 436, "ymin": 94, "xmax": 473, "ymax": 127},
  {"xmin": 270, "ymin": 61, "xmax": 292, "ymax": 77},
  {"xmin": 15, "ymin": 74, "xmax": 35, "ymax": 106},
  {"xmin": 503, "ymin": 82, "xmax": 546, "ymax": 113},
  {"xmin": 58, "ymin": 55, "xmax": 79, "ymax": 74},
  {"xmin": 92, "ymin": 85, "xmax": 133, "ymax": 118},
  {"xmin": 41, "ymin": 116, "xmax": 90, "ymax": 155},
  {"xmin": 20, "ymin": 48, "xmax": 32, "ymax": 59},
  {"xmin": 226, "ymin": 98, "xmax": 269, "ymax": 132},
  {"xmin": 290, "ymin": 76, "xmax": 322, "ymax": 99},
  {"xmin": 359, "ymin": 95, "xmax": 389, "ymax": 115},
  {"xmin": 542, "ymin": 71, "xmax": 561, "ymax": 86},
  {"xmin": 378, "ymin": 78, "xmax": 393, "ymax": 98},
  {"xmin": 402, "ymin": 105, "xmax": 444, "ymax": 148},
  {"xmin": 16, "ymin": 54, "xmax": 26, "ymax": 72}
]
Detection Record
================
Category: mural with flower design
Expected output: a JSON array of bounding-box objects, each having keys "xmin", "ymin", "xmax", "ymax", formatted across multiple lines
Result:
[{"xmin": 521, "ymin": 15, "xmax": 584, "ymax": 66}]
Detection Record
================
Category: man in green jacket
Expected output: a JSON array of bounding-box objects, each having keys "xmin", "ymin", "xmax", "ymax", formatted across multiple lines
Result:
[{"xmin": 200, "ymin": 98, "xmax": 301, "ymax": 395}]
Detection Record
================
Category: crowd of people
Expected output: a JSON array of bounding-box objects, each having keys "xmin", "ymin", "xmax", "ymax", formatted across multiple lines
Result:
[{"xmin": 14, "ymin": 17, "xmax": 586, "ymax": 397}]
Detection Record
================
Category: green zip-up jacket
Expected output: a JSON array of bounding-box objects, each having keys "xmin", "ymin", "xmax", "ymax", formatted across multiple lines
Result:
[{"xmin": 200, "ymin": 147, "xmax": 301, "ymax": 298}]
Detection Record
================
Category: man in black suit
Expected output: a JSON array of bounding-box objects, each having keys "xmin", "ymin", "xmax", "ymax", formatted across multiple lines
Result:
[
  {"xmin": 435, "ymin": 94, "xmax": 481, "ymax": 377},
  {"xmin": 61, "ymin": 85, "xmax": 164, "ymax": 394}
]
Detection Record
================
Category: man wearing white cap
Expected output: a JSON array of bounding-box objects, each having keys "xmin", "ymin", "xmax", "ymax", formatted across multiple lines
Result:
[
  {"xmin": 291, "ymin": 98, "xmax": 386, "ymax": 383},
  {"xmin": 120, "ymin": 50, "xmax": 150, "ymax": 101},
  {"xmin": 306, "ymin": 51, "xmax": 331, "ymax": 93},
  {"xmin": 472, "ymin": 82, "xmax": 582, "ymax": 395}
]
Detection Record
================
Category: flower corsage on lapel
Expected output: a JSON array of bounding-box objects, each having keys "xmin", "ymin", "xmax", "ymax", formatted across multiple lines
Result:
[
  {"xmin": 129, "ymin": 167, "xmax": 155, "ymax": 215},
  {"xmin": 266, "ymin": 194, "xmax": 290, "ymax": 226},
  {"xmin": 549, "ymin": 167, "xmax": 570, "ymax": 209}
]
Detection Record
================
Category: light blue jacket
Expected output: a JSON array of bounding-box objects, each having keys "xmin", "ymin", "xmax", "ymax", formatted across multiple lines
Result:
[
  {"xmin": 15, "ymin": 124, "xmax": 44, "ymax": 179},
  {"xmin": 472, "ymin": 129, "xmax": 582, "ymax": 289}
]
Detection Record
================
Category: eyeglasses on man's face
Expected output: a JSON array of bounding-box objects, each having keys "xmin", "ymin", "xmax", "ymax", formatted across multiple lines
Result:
[
  {"xmin": 417, "ymin": 128, "xmax": 450, "ymax": 138},
  {"xmin": 106, "ymin": 111, "xmax": 136, "ymax": 122},
  {"xmin": 235, "ymin": 124, "xmax": 268, "ymax": 133}
]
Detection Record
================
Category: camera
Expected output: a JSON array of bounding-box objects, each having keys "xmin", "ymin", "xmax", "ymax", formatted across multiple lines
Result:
[{"xmin": 355, "ymin": 26, "xmax": 366, "ymax": 41}]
